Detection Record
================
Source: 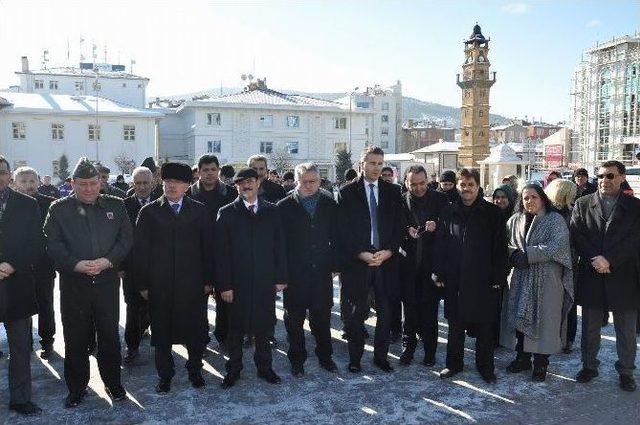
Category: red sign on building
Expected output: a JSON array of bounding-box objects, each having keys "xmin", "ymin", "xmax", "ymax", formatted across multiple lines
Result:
[{"xmin": 545, "ymin": 145, "xmax": 564, "ymax": 167}]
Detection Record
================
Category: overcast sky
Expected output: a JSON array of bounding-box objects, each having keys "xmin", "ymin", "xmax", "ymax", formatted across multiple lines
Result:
[{"xmin": 0, "ymin": 0, "xmax": 638, "ymax": 122}]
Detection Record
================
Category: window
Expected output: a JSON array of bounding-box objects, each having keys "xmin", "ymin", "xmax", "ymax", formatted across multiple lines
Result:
[
  {"xmin": 75, "ymin": 81, "xmax": 84, "ymax": 91},
  {"xmin": 381, "ymin": 115, "xmax": 389, "ymax": 123},
  {"xmin": 286, "ymin": 115, "xmax": 300, "ymax": 128},
  {"xmin": 335, "ymin": 142, "xmax": 347, "ymax": 152},
  {"xmin": 123, "ymin": 125, "xmax": 136, "ymax": 141},
  {"xmin": 381, "ymin": 102, "xmax": 389, "ymax": 111},
  {"xmin": 286, "ymin": 141, "xmax": 299, "ymax": 154},
  {"xmin": 34, "ymin": 80, "xmax": 44, "ymax": 89},
  {"xmin": 137, "ymin": 84, "xmax": 142, "ymax": 88},
  {"xmin": 479, "ymin": 131, "xmax": 484, "ymax": 137},
  {"xmin": 207, "ymin": 113, "xmax": 221, "ymax": 126},
  {"xmin": 260, "ymin": 115, "xmax": 273, "ymax": 127},
  {"xmin": 479, "ymin": 110, "xmax": 484, "ymax": 117},
  {"xmin": 49, "ymin": 81, "xmax": 58, "ymax": 90},
  {"xmin": 381, "ymin": 127, "xmax": 389, "ymax": 136},
  {"xmin": 92, "ymin": 81, "xmax": 101, "ymax": 91},
  {"xmin": 51, "ymin": 123, "xmax": 64, "ymax": 140},
  {"xmin": 260, "ymin": 141, "xmax": 273, "ymax": 154},
  {"xmin": 207, "ymin": 140, "xmax": 221, "ymax": 153},
  {"xmin": 334, "ymin": 117, "xmax": 347, "ymax": 129},
  {"xmin": 381, "ymin": 139, "xmax": 389, "ymax": 149},
  {"xmin": 88, "ymin": 124, "xmax": 101, "ymax": 141},
  {"xmin": 12, "ymin": 122, "xmax": 26, "ymax": 139},
  {"xmin": 356, "ymin": 101, "xmax": 370, "ymax": 108},
  {"xmin": 52, "ymin": 160, "xmax": 60, "ymax": 177}
]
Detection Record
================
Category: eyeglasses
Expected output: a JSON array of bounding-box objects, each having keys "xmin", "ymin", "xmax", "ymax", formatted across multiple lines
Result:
[{"xmin": 596, "ymin": 173, "xmax": 618, "ymax": 180}]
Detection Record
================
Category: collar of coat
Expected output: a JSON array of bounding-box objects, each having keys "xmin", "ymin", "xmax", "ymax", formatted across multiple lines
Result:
[
  {"xmin": 232, "ymin": 196, "xmax": 269, "ymax": 214},
  {"xmin": 191, "ymin": 179, "xmax": 228, "ymax": 197}
]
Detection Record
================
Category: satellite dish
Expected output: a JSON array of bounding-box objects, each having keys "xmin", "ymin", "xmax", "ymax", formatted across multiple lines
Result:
[{"xmin": 241, "ymin": 74, "xmax": 247, "ymax": 81}]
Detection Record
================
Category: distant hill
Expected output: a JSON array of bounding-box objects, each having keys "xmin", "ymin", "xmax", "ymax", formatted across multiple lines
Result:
[{"xmin": 153, "ymin": 87, "xmax": 512, "ymax": 128}]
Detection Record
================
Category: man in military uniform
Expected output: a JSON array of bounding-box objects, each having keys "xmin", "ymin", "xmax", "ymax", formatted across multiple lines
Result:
[{"xmin": 44, "ymin": 158, "xmax": 133, "ymax": 408}]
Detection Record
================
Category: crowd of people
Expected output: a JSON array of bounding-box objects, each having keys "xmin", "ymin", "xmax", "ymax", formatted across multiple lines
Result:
[{"xmin": 0, "ymin": 147, "xmax": 638, "ymax": 417}]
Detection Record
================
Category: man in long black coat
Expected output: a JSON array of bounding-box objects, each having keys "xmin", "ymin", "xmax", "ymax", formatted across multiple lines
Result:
[
  {"xmin": 398, "ymin": 165, "xmax": 448, "ymax": 367},
  {"xmin": 121, "ymin": 166, "xmax": 158, "ymax": 364},
  {"xmin": 0, "ymin": 157, "xmax": 43, "ymax": 416},
  {"xmin": 216, "ymin": 168, "xmax": 288, "ymax": 388},
  {"xmin": 338, "ymin": 146, "xmax": 405, "ymax": 373},
  {"xmin": 12, "ymin": 167, "xmax": 56, "ymax": 359},
  {"xmin": 134, "ymin": 162, "xmax": 214, "ymax": 393},
  {"xmin": 277, "ymin": 163, "xmax": 339, "ymax": 376},
  {"xmin": 570, "ymin": 160, "xmax": 640, "ymax": 392},
  {"xmin": 434, "ymin": 168, "xmax": 508, "ymax": 383},
  {"xmin": 248, "ymin": 154, "xmax": 287, "ymax": 204},
  {"xmin": 186, "ymin": 154, "xmax": 237, "ymax": 349}
]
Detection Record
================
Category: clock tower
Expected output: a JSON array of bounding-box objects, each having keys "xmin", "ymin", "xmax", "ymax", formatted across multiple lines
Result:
[{"xmin": 456, "ymin": 24, "xmax": 496, "ymax": 168}]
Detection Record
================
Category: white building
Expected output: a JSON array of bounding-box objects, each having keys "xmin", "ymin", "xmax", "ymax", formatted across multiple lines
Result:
[
  {"xmin": 157, "ymin": 80, "xmax": 370, "ymax": 180},
  {"xmin": 570, "ymin": 33, "xmax": 640, "ymax": 170},
  {"xmin": 12, "ymin": 56, "xmax": 149, "ymax": 108},
  {"xmin": 0, "ymin": 91, "xmax": 162, "ymax": 179},
  {"xmin": 335, "ymin": 81, "xmax": 403, "ymax": 153}
]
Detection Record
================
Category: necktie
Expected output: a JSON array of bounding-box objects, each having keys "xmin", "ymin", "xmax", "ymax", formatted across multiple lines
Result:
[
  {"xmin": 170, "ymin": 203, "xmax": 180, "ymax": 215},
  {"xmin": 248, "ymin": 204, "xmax": 256, "ymax": 215},
  {"xmin": 368, "ymin": 183, "xmax": 379, "ymax": 249}
]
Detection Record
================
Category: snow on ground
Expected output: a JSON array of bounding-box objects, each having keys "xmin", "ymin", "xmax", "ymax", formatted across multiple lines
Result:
[{"xmin": 0, "ymin": 278, "xmax": 638, "ymax": 424}]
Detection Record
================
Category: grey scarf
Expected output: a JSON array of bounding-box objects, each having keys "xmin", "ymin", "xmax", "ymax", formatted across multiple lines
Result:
[{"xmin": 506, "ymin": 209, "xmax": 574, "ymax": 340}]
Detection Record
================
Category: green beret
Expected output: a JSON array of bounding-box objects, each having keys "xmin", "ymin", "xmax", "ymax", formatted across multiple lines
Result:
[{"xmin": 72, "ymin": 157, "xmax": 99, "ymax": 179}]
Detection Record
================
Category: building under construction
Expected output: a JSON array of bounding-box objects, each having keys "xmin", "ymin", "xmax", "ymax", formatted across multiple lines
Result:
[{"xmin": 570, "ymin": 32, "xmax": 640, "ymax": 171}]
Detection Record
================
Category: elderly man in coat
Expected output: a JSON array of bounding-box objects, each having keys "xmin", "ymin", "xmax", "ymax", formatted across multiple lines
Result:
[
  {"xmin": 277, "ymin": 162, "xmax": 340, "ymax": 377},
  {"xmin": 134, "ymin": 162, "xmax": 214, "ymax": 393},
  {"xmin": 570, "ymin": 160, "xmax": 640, "ymax": 392},
  {"xmin": 216, "ymin": 168, "xmax": 288, "ymax": 389},
  {"xmin": 0, "ymin": 157, "xmax": 43, "ymax": 416},
  {"xmin": 434, "ymin": 168, "xmax": 509, "ymax": 383}
]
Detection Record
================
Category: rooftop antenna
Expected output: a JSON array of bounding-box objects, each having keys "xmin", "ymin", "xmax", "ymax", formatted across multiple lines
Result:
[
  {"xmin": 92, "ymin": 43, "xmax": 97, "ymax": 66},
  {"xmin": 130, "ymin": 59, "xmax": 136, "ymax": 73},
  {"xmin": 66, "ymin": 38, "xmax": 70, "ymax": 63},
  {"xmin": 103, "ymin": 45, "xmax": 107, "ymax": 63},
  {"xmin": 79, "ymin": 36, "xmax": 85, "ymax": 62},
  {"xmin": 42, "ymin": 50, "xmax": 49, "ymax": 69}
]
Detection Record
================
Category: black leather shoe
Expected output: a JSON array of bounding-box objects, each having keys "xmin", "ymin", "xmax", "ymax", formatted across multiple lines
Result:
[
  {"xmin": 399, "ymin": 348, "xmax": 415, "ymax": 366},
  {"xmin": 506, "ymin": 358, "xmax": 532, "ymax": 373},
  {"xmin": 348, "ymin": 363, "xmax": 362, "ymax": 373},
  {"xmin": 291, "ymin": 364, "xmax": 305, "ymax": 377},
  {"xmin": 257, "ymin": 368, "xmax": 281, "ymax": 384},
  {"xmin": 105, "ymin": 385, "xmax": 126, "ymax": 401},
  {"xmin": 620, "ymin": 374, "xmax": 637, "ymax": 392},
  {"xmin": 422, "ymin": 356, "xmax": 436, "ymax": 367},
  {"xmin": 155, "ymin": 379, "xmax": 171, "ymax": 394},
  {"xmin": 64, "ymin": 390, "xmax": 86, "ymax": 408},
  {"xmin": 480, "ymin": 371, "xmax": 497, "ymax": 384},
  {"xmin": 373, "ymin": 359, "xmax": 394, "ymax": 373},
  {"xmin": 40, "ymin": 344, "xmax": 54, "ymax": 359},
  {"xmin": 532, "ymin": 365, "xmax": 547, "ymax": 382},
  {"xmin": 576, "ymin": 368, "xmax": 599, "ymax": 383},
  {"xmin": 123, "ymin": 349, "xmax": 139, "ymax": 364},
  {"xmin": 189, "ymin": 371, "xmax": 206, "ymax": 388},
  {"xmin": 9, "ymin": 401, "xmax": 42, "ymax": 416},
  {"xmin": 221, "ymin": 372, "xmax": 240, "ymax": 389},
  {"xmin": 439, "ymin": 367, "xmax": 462, "ymax": 379},
  {"xmin": 319, "ymin": 359, "xmax": 338, "ymax": 373}
]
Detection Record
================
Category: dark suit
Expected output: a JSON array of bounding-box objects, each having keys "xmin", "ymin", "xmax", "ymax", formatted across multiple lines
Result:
[
  {"xmin": 33, "ymin": 194, "xmax": 56, "ymax": 349},
  {"xmin": 0, "ymin": 188, "xmax": 42, "ymax": 404},
  {"xmin": 570, "ymin": 192, "xmax": 640, "ymax": 376},
  {"xmin": 338, "ymin": 177, "xmax": 405, "ymax": 365}
]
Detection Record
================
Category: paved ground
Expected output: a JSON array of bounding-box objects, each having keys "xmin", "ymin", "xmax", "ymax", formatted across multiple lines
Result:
[{"xmin": 0, "ymin": 278, "xmax": 638, "ymax": 424}]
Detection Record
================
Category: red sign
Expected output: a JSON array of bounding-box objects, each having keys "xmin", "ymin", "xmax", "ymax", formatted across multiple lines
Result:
[{"xmin": 545, "ymin": 145, "xmax": 563, "ymax": 167}]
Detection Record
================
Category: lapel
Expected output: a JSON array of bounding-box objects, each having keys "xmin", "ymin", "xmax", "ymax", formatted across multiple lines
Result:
[
  {"xmin": 356, "ymin": 177, "xmax": 369, "ymax": 217},
  {"xmin": 605, "ymin": 194, "xmax": 627, "ymax": 237},
  {"xmin": 588, "ymin": 194, "xmax": 605, "ymax": 233},
  {"xmin": 0, "ymin": 188, "xmax": 16, "ymax": 224}
]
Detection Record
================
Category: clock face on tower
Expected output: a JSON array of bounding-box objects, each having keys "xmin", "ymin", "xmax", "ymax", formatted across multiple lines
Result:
[{"xmin": 478, "ymin": 55, "xmax": 485, "ymax": 63}]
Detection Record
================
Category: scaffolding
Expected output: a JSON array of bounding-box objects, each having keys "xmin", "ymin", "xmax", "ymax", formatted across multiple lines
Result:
[{"xmin": 570, "ymin": 33, "xmax": 640, "ymax": 172}]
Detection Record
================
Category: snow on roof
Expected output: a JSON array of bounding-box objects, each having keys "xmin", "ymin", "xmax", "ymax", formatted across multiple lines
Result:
[
  {"xmin": 384, "ymin": 153, "xmax": 415, "ymax": 162},
  {"xmin": 0, "ymin": 91, "xmax": 162, "ymax": 118},
  {"xmin": 185, "ymin": 88, "xmax": 358, "ymax": 112},
  {"xmin": 479, "ymin": 143, "xmax": 527, "ymax": 164},
  {"xmin": 490, "ymin": 123, "xmax": 520, "ymax": 131},
  {"xmin": 17, "ymin": 66, "xmax": 149, "ymax": 81},
  {"xmin": 411, "ymin": 141, "xmax": 460, "ymax": 154}
]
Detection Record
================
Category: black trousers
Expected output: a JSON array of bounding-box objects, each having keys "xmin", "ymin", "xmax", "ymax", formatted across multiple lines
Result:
[
  {"xmin": 124, "ymin": 293, "xmax": 150, "ymax": 352},
  {"xmin": 4, "ymin": 318, "xmax": 32, "ymax": 404},
  {"xmin": 403, "ymin": 293, "xmax": 442, "ymax": 361},
  {"xmin": 154, "ymin": 343, "xmax": 203, "ymax": 380},
  {"xmin": 445, "ymin": 319, "xmax": 495, "ymax": 373},
  {"xmin": 226, "ymin": 329, "xmax": 273, "ymax": 374},
  {"xmin": 515, "ymin": 331, "xmax": 549, "ymax": 367},
  {"xmin": 566, "ymin": 303, "xmax": 578, "ymax": 345},
  {"xmin": 284, "ymin": 304, "xmax": 332, "ymax": 366},
  {"xmin": 389, "ymin": 296, "xmax": 402, "ymax": 335},
  {"xmin": 60, "ymin": 278, "xmax": 121, "ymax": 393},
  {"xmin": 213, "ymin": 290, "xmax": 230, "ymax": 344},
  {"xmin": 34, "ymin": 273, "xmax": 56, "ymax": 347},
  {"xmin": 346, "ymin": 268, "xmax": 390, "ymax": 364}
]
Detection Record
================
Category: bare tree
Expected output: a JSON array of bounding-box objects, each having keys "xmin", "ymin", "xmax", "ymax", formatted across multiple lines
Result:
[
  {"xmin": 114, "ymin": 153, "xmax": 136, "ymax": 174},
  {"xmin": 269, "ymin": 148, "xmax": 293, "ymax": 175}
]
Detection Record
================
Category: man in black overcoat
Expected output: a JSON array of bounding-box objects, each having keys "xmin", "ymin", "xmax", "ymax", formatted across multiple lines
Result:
[
  {"xmin": 186, "ymin": 154, "xmax": 237, "ymax": 350},
  {"xmin": 570, "ymin": 160, "xmax": 640, "ymax": 392},
  {"xmin": 277, "ymin": 162, "xmax": 339, "ymax": 377},
  {"xmin": 12, "ymin": 167, "xmax": 56, "ymax": 359},
  {"xmin": 434, "ymin": 168, "xmax": 508, "ymax": 383},
  {"xmin": 216, "ymin": 168, "xmax": 288, "ymax": 388},
  {"xmin": 398, "ymin": 165, "xmax": 448, "ymax": 367},
  {"xmin": 121, "ymin": 166, "xmax": 158, "ymax": 364},
  {"xmin": 0, "ymin": 157, "xmax": 43, "ymax": 416},
  {"xmin": 338, "ymin": 146, "xmax": 405, "ymax": 373},
  {"xmin": 134, "ymin": 162, "xmax": 214, "ymax": 393},
  {"xmin": 248, "ymin": 154, "xmax": 287, "ymax": 204}
]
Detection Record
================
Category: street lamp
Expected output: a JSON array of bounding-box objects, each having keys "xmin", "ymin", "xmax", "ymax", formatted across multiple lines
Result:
[{"xmin": 348, "ymin": 86, "xmax": 359, "ymax": 152}]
